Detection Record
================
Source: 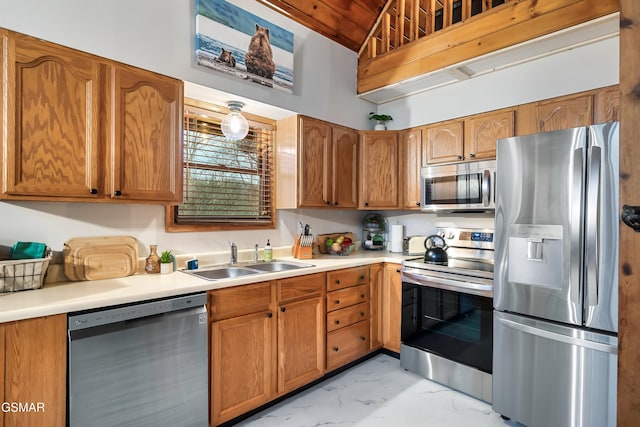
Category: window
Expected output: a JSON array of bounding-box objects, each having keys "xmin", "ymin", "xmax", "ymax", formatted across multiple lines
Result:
[{"xmin": 165, "ymin": 100, "xmax": 275, "ymax": 231}]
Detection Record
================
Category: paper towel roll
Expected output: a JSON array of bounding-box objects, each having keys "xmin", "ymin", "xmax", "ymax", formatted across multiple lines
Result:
[{"xmin": 390, "ymin": 224, "xmax": 404, "ymax": 253}]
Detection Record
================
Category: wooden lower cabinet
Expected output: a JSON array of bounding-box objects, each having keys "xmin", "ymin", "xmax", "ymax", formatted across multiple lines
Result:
[
  {"xmin": 2, "ymin": 315, "xmax": 66, "ymax": 427},
  {"xmin": 326, "ymin": 320, "xmax": 369, "ymax": 372},
  {"xmin": 382, "ymin": 264, "xmax": 402, "ymax": 353},
  {"xmin": 210, "ymin": 310, "xmax": 276, "ymax": 425}
]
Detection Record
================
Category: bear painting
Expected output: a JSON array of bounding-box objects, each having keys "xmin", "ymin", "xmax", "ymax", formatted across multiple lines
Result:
[
  {"xmin": 217, "ymin": 48, "xmax": 236, "ymax": 67},
  {"xmin": 245, "ymin": 24, "xmax": 276, "ymax": 80}
]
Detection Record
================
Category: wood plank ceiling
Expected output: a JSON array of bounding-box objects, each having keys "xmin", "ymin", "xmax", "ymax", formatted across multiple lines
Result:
[{"xmin": 256, "ymin": 0, "xmax": 387, "ymax": 52}]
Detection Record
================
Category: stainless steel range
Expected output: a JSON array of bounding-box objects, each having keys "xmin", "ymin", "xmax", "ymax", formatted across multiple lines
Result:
[{"xmin": 400, "ymin": 227, "xmax": 494, "ymax": 403}]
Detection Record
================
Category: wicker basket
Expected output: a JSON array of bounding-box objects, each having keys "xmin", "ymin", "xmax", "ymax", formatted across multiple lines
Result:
[{"xmin": 0, "ymin": 257, "xmax": 50, "ymax": 293}]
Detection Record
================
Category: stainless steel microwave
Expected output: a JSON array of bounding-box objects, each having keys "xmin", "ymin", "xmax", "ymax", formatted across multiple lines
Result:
[{"xmin": 420, "ymin": 160, "xmax": 496, "ymax": 212}]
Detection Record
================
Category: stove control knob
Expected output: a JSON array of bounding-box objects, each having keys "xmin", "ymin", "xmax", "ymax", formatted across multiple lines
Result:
[
  {"xmin": 437, "ymin": 230, "xmax": 446, "ymax": 238},
  {"xmin": 447, "ymin": 232, "xmax": 455, "ymax": 239}
]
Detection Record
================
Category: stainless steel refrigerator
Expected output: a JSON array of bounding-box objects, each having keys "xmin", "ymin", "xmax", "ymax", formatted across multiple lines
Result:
[{"xmin": 493, "ymin": 123, "xmax": 619, "ymax": 427}]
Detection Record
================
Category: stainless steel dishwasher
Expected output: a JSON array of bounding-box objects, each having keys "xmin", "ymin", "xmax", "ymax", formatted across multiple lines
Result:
[{"xmin": 68, "ymin": 292, "xmax": 208, "ymax": 427}]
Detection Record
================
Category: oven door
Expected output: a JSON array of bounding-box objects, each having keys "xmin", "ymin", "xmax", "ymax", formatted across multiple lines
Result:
[
  {"xmin": 420, "ymin": 160, "xmax": 496, "ymax": 211},
  {"xmin": 401, "ymin": 269, "xmax": 493, "ymax": 374}
]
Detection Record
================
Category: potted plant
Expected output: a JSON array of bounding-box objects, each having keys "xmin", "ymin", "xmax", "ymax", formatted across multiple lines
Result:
[
  {"xmin": 369, "ymin": 112, "xmax": 393, "ymax": 130},
  {"xmin": 159, "ymin": 250, "xmax": 174, "ymax": 274}
]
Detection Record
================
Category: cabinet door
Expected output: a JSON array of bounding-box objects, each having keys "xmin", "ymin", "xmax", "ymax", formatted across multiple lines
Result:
[
  {"xmin": 369, "ymin": 263, "xmax": 384, "ymax": 351},
  {"xmin": 4, "ymin": 315, "xmax": 66, "ymax": 427},
  {"xmin": 278, "ymin": 297, "xmax": 325, "ymax": 394},
  {"xmin": 594, "ymin": 86, "xmax": 620, "ymax": 124},
  {"xmin": 2, "ymin": 32, "xmax": 101, "ymax": 199},
  {"xmin": 110, "ymin": 65, "xmax": 183, "ymax": 202},
  {"xmin": 402, "ymin": 128, "xmax": 423, "ymax": 209},
  {"xmin": 424, "ymin": 120, "xmax": 464, "ymax": 164},
  {"xmin": 211, "ymin": 311, "xmax": 276, "ymax": 425},
  {"xmin": 382, "ymin": 264, "xmax": 402, "ymax": 353},
  {"xmin": 299, "ymin": 117, "xmax": 331, "ymax": 207},
  {"xmin": 331, "ymin": 126, "xmax": 358, "ymax": 208},
  {"xmin": 359, "ymin": 131, "xmax": 400, "ymax": 209},
  {"xmin": 535, "ymin": 94, "xmax": 593, "ymax": 132},
  {"xmin": 464, "ymin": 110, "xmax": 514, "ymax": 160}
]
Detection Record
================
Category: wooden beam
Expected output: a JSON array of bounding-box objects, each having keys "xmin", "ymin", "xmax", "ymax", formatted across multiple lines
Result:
[
  {"xmin": 618, "ymin": 0, "xmax": 640, "ymax": 425},
  {"xmin": 357, "ymin": 0, "xmax": 619, "ymax": 94}
]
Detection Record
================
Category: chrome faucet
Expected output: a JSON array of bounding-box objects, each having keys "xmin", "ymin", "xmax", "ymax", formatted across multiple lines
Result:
[
  {"xmin": 254, "ymin": 244, "xmax": 259, "ymax": 262},
  {"xmin": 229, "ymin": 241, "xmax": 237, "ymax": 265}
]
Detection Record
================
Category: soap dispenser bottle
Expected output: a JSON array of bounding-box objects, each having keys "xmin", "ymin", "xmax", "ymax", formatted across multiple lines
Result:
[{"xmin": 264, "ymin": 239, "xmax": 273, "ymax": 262}]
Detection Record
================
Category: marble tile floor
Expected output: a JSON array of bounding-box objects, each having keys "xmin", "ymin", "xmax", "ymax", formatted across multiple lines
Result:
[{"xmin": 236, "ymin": 354, "xmax": 523, "ymax": 427}]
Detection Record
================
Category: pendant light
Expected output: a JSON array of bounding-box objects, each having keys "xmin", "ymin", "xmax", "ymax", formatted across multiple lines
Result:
[{"xmin": 221, "ymin": 101, "xmax": 249, "ymax": 141}]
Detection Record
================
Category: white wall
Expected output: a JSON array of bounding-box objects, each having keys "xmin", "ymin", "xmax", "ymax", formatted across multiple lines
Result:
[{"xmin": 0, "ymin": 2, "xmax": 620, "ymax": 259}]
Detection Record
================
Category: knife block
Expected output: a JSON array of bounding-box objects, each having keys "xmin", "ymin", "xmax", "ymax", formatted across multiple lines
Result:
[{"xmin": 292, "ymin": 236, "xmax": 313, "ymax": 260}]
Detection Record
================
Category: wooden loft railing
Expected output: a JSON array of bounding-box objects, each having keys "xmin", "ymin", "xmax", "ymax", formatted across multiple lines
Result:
[
  {"xmin": 357, "ymin": 0, "xmax": 619, "ymax": 95},
  {"xmin": 360, "ymin": 0, "xmax": 515, "ymax": 60}
]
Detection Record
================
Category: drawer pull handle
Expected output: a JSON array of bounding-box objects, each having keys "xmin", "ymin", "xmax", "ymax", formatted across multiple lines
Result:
[
  {"xmin": 336, "ymin": 279, "xmax": 340, "ymax": 284},
  {"xmin": 360, "ymin": 312, "xmax": 365, "ymax": 316},
  {"xmin": 335, "ymin": 320, "xmax": 340, "ymax": 325},
  {"xmin": 360, "ymin": 336, "xmax": 366, "ymax": 341},
  {"xmin": 333, "ymin": 347, "xmax": 339, "ymax": 352},
  {"xmin": 281, "ymin": 307, "xmax": 286, "ymax": 312},
  {"xmin": 267, "ymin": 313, "xmax": 273, "ymax": 318},
  {"xmin": 335, "ymin": 300, "xmax": 340, "ymax": 304},
  {"xmin": 360, "ymin": 294, "xmax": 365, "ymax": 298},
  {"xmin": 360, "ymin": 275, "xmax": 365, "ymax": 280}
]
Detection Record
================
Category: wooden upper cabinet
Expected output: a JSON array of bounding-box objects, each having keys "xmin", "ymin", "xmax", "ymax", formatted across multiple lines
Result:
[
  {"xmin": 594, "ymin": 86, "xmax": 620, "ymax": 124},
  {"xmin": 517, "ymin": 93, "xmax": 593, "ymax": 135},
  {"xmin": 2, "ymin": 31, "xmax": 102, "ymax": 199},
  {"xmin": 359, "ymin": 131, "xmax": 400, "ymax": 209},
  {"xmin": 299, "ymin": 116, "xmax": 331, "ymax": 207},
  {"xmin": 110, "ymin": 65, "xmax": 183, "ymax": 202},
  {"xmin": 464, "ymin": 109, "xmax": 514, "ymax": 160},
  {"xmin": 0, "ymin": 29, "xmax": 183, "ymax": 204},
  {"xmin": 424, "ymin": 120, "xmax": 464, "ymax": 164},
  {"xmin": 297, "ymin": 117, "xmax": 358, "ymax": 208},
  {"xmin": 331, "ymin": 126, "xmax": 358, "ymax": 208},
  {"xmin": 402, "ymin": 128, "xmax": 422, "ymax": 210}
]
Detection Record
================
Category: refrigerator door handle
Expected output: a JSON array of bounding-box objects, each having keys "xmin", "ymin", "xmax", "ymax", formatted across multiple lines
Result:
[
  {"xmin": 498, "ymin": 317, "xmax": 617, "ymax": 354},
  {"xmin": 482, "ymin": 169, "xmax": 491, "ymax": 207},
  {"xmin": 586, "ymin": 145, "xmax": 602, "ymax": 307},
  {"xmin": 570, "ymin": 145, "xmax": 585, "ymax": 306}
]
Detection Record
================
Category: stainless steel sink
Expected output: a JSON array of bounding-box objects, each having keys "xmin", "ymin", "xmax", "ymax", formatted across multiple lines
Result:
[
  {"xmin": 243, "ymin": 261, "xmax": 314, "ymax": 272},
  {"xmin": 182, "ymin": 260, "xmax": 314, "ymax": 280},
  {"xmin": 186, "ymin": 266, "xmax": 261, "ymax": 281}
]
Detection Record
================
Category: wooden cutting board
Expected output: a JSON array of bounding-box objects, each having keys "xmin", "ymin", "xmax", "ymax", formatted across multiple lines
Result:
[{"xmin": 63, "ymin": 236, "xmax": 139, "ymax": 281}]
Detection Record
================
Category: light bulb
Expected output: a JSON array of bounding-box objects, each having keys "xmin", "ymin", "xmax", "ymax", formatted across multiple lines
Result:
[{"xmin": 221, "ymin": 101, "xmax": 249, "ymax": 141}]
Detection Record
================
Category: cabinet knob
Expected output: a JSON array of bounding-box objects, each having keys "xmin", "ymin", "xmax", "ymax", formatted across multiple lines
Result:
[
  {"xmin": 360, "ymin": 275, "xmax": 365, "ymax": 280},
  {"xmin": 415, "ymin": 202, "xmax": 421, "ymax": 206},
  {"xmin": 334, "ymin": 202, "xmax": 338, "ymax": 206},
  {"xmin": 326, "ymin": 200, "xmax": 331, "ymax": 205},
  {"xmin": 457, "ymin": 155, "xmax": 463, "ymax": 160},
  {"xmin": 360, "ymin": 336, "xmax": 366, "ymax": 341},
  {"xmin": 89, "ymin": 188, "xmax": 98, "ymax": 195},
  {"xmin": 335, "ymin": 279, "xmax": 340, "ymax": 285},
  {"xmin": 267, "ymin": 312, "xmax": 273, "ymax": 318},
  {"xmin": 333, "ymin": 347, "xmax": 339, "ymax": 352},
  {"xmin": 396, "ymin": 268, "xmax": 401, "ymax": 273},
  {"xmin": 335, "ymin": 320, "xmax": 340, "ymax": 325},
  {"xmin": 360, "ymin": 312, "xmax": 365, "ymax": 317},
  {"xmin": 364, "ymin": 202, "xmax": 369, "ymax": 207},
  {"xmin": 360, "ymin": 294, "xmax": 365, "ymax": 299},
  {"xmin": 335, "ymin": 300, "xmax": 340, "ymax": 305},
  {"xmin": 469, "ymin": 153, "xmax": 476, "ymax": 158},
  {"xmin": 281, "ymin": 307, "xmax": 286, "ymax": 312},
  {"xmin": 114, "ymin": 190, "xmax": 122, "ymax": 196}
]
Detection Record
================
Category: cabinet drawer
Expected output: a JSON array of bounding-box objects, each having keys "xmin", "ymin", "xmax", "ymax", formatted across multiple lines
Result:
[
  {"xmin": 277, "ymin": 272, "xmax": 325, "ymax": 304},
  {"xmin": 209, "ymin": 281, "xmax": 273, "ymax": 321},
  {"xmin": 327, "ymin": 266, "xmax": 369, "ymax": 291},
  {"xmin": 327, "ymin": 301, "xmax": 369, "ymax": 332},
  {"xmin": 326, "ymin": 320, "xmax": 370, "ymax": 371},
  {"xmin": 326, "ymin": 284, "xmax": 369, "ymax": 312}
]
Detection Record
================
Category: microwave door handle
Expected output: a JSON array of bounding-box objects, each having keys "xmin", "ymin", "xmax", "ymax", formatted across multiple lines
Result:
[
  {"xmin": 482, "ymin": 169, "xmax": 490, "ymax": 207},
  {"xmin": 586, "ymin": 145, "xmax": 601, "ymax": 307}
]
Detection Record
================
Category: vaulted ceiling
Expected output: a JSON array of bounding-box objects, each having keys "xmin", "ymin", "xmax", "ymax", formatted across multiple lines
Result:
[{"xmin": 256, "ymin": 0, "xmax": 387, "ymax": 52}]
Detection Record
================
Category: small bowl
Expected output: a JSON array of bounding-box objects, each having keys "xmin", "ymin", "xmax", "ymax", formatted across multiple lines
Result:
[{"xmin": 327, "ymin": 243, "xmax": 356, "ymax": 256}]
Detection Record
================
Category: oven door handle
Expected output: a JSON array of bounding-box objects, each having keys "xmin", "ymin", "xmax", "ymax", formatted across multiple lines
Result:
[{"xmin": 402, "ymin": 270, "xmax": 493, "ymax": 297}]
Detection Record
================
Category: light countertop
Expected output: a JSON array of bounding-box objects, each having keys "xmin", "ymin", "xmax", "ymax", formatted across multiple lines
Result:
[{"xmin": 0, "ymin": 252, "xmax": 411, "ymax": 323}]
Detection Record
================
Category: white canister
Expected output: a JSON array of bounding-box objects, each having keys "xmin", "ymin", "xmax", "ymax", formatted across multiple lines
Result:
[{"xmin": 389, "ymin": 224, "xmax": 404, "ymax": 253}]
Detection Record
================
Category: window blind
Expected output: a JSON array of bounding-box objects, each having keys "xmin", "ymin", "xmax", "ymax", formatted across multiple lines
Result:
[{"xmin": 176, "ymin": 108, "xmax": 274, "ymax": 225}]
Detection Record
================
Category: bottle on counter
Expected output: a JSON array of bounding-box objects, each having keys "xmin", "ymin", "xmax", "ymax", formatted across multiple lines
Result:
[
  {"xmin": 264, "ymin": 239, "xmax": 273, "ymax": 262},
  {"xmin": 145, "ymin": 245, "xmax": 160, "ymax": 274}
]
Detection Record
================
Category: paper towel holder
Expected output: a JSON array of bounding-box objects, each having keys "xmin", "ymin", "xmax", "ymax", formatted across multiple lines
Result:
[{"xmin": 362, "ymin": 213, "xmax": 387, "ymax": 251}]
